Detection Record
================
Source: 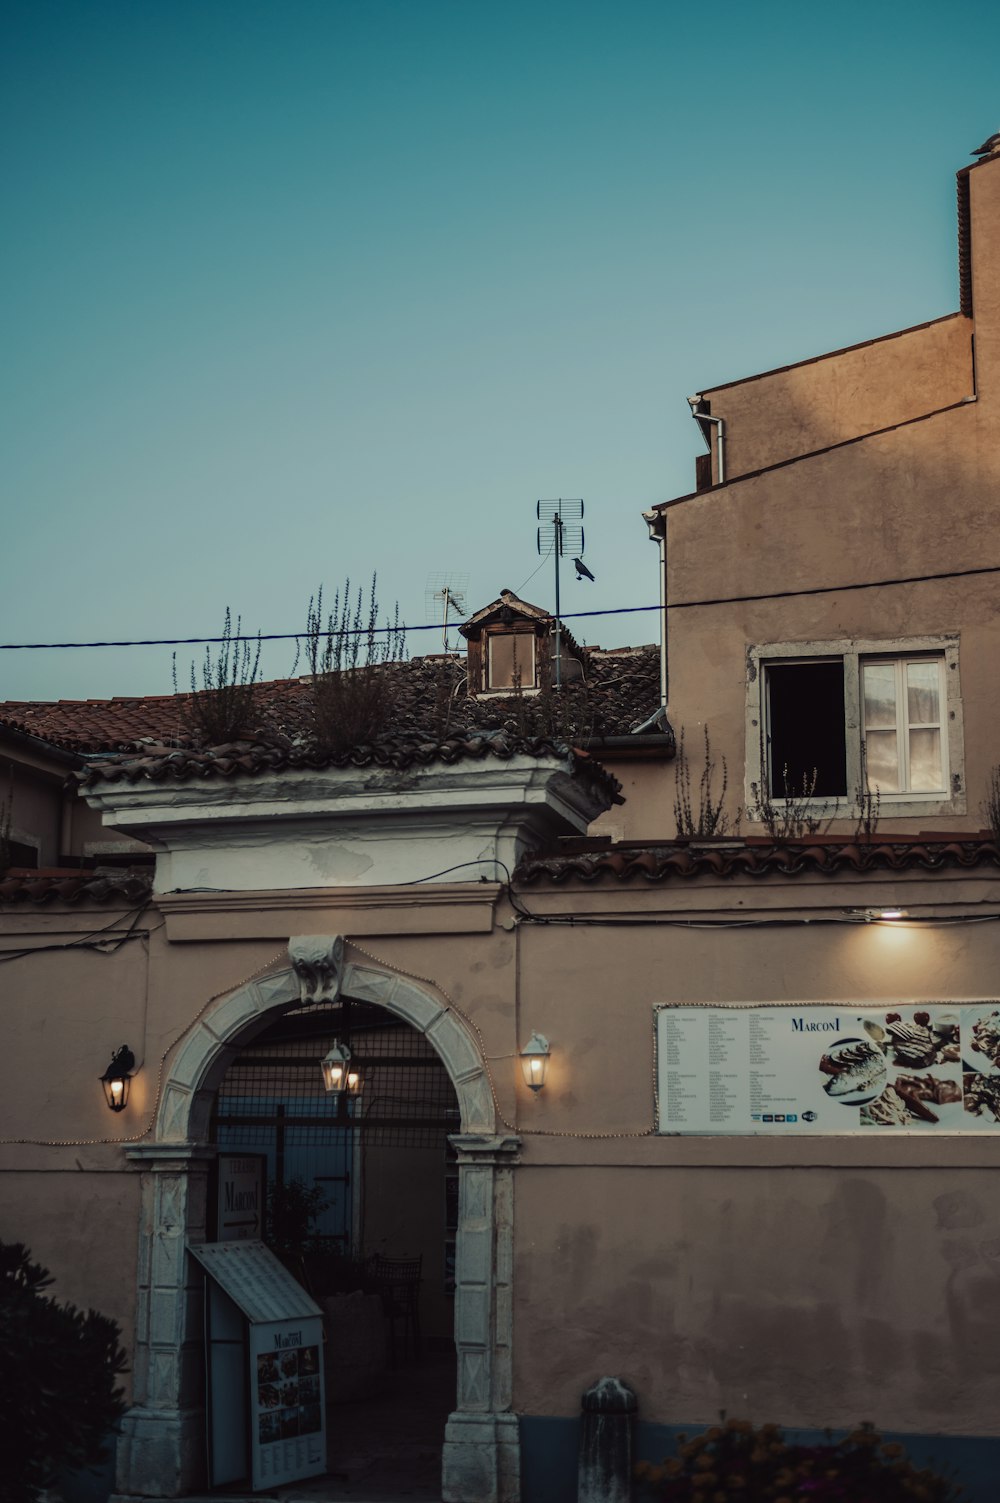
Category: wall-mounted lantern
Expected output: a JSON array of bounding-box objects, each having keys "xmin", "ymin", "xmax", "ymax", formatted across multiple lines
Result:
[
  {"xmin": 320, "ymin": 1040, "xmax": 363, "ymax": 1100},
  {"xmin": 100, "ymin": 1045, "xmax": 135, "ymax": 1112},
  {"xmin": 519, "ymin": 1033, "xmax": 550, "ymax": 1092}
]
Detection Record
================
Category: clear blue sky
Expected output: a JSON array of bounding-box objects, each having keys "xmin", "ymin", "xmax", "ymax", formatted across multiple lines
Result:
[{"xmin": 2, "ymin": 0, "xmax": 999, "ymax": 701}]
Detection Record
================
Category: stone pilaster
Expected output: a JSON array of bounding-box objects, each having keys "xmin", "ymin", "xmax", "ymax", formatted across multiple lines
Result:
[
  {"xmin": 115, "ymin": 1145, "xmax": 215, "ymax": 1498},
  {"xmin": 443, "ymin": 1133, "xmax": 521, "ymax": 1503}
]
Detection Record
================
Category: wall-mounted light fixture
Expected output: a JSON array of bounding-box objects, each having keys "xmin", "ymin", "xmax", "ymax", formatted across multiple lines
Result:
[
  {"xmin": 100, "ymin": 1045, "xmax": 135, "ymax": 1112},
  {"xmin": 320, "ymin": 1040, "xmax": 363, "ymax": 1100},
  {"xmin": 519, "ymin": 1033, "xmax": 551, "ymax": 1092}
]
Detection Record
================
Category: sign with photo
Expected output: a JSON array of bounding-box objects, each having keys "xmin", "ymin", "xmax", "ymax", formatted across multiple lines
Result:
[
  {"xmin": 656, "ymin": 1003, "xmax": 1000, "ymax": 1134},
  {"xmin": 249, "ymin": 1318, "xmax": 326, "ymax": 1489}
]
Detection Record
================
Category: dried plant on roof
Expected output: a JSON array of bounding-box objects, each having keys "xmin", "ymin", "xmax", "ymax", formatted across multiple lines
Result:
[
  {"xmin": 673, "ymin": 726, "xmax": 739, "ymax": 838},
  {"xmin": 852, "ymin": 779, "xmax": 881, "ymax": 843},
  {"xmin": 174, "ymin": 608, "xmax": 262, "ymax": 747},
  {"xmin": 305, "ymin": 576, "xmax": 406, "ymax": 754},
  {"xmin": 749, "ymin": 766, "xmax": 833, "ymax": 839}
]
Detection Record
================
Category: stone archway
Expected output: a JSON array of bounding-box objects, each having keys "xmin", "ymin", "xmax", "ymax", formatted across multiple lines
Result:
[{"xmin": 116, "ymin": 938, "xmax": 520, "ymax": 1503}]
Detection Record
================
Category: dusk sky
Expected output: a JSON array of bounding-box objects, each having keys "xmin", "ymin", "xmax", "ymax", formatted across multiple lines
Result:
[{"xmin": 3, "ymin": 1, "xmax": 1000, "ymax": 701}]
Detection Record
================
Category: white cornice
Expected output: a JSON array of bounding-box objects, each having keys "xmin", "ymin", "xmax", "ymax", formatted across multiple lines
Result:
[{"xmin": 82, "ymin": 754, "xmax": 613, "ymax": 892}]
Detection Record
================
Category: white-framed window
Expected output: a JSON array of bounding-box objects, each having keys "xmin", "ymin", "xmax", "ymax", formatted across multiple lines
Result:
[
  {"xmin": 745, "ymin": 635, "xmax": 965, "ymax": 818},
  {"xmin": 484, "ymin": 631, "xmax": 537, "ymax": 692}
]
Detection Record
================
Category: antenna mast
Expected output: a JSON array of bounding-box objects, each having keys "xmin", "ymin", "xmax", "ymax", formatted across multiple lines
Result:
[
  {"xmin": 536, "ymin": 499, "xmax": 584, "ymax": 689},
  {"xmin": 424, "ymin": 573, "xmax": 469, "ymax": 653}
]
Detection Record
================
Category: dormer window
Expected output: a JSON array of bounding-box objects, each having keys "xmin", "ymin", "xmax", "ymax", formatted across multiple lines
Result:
[
  {"xmin": 486, "ymin": 630, "xmax": 537, "ymax": 692},
  {"xmin": 461, "ymin": 588, "xmax": 587, "ymax": 701}
]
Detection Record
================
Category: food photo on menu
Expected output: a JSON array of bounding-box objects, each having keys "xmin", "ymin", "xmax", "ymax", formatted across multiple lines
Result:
[
  {"xmin": 816, "ymin": 1006, "xmax": 996, "ymax": 1129},
  {"xmin": 965, "ymin": 1006, "xmax": 1000, "ymax": 1071}
]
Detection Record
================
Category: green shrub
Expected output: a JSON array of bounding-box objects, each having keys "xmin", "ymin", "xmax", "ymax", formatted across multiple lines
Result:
[{"xmin": 0, "ymin": 1241, "xmax": 127, "ymax": 1502}]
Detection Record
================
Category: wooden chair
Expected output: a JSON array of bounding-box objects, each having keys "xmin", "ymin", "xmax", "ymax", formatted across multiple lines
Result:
[{"xmin": 365, "ymin": 1252, "xmax": 422, "ymax": 1365}]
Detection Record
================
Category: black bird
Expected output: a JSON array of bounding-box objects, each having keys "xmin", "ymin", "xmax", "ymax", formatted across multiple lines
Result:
[
  {"xmin": 573, "ymin": 558, "xmax": 595, "ymax": 582},
  {"xmin": 972, "ymin": 131, "xmax": 1000, "ymax": 159}
]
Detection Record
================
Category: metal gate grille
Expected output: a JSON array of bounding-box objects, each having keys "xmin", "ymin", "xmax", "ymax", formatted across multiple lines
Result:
[{"xmin": 212, "ymin": 998, "xmax": 460, "ymax": 1153}]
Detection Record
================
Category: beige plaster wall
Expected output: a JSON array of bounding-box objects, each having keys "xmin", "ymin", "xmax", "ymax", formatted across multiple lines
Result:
[
  {"xmin": 507, "ymin": 891, "xmax": 1000, "ymax": 1434},
  {"xmin": 658, "ymin": 389, "xmax": 1000, "ymax": 837},
  {"xmin": 1, "ymin": 760, "xmax": 61, "ymax": 865},
  {"xmin": 513, "ymin": 1162, "xmax": 1000, "ymax": 1435},
  {"xmin": 701, "ymin": 312, "xmax": 973, "ymax": 483},
  {"xmin": 4, "ymin": 881, "xmax": 999, "ymax": 1442},
  {"xmin": 589, "ymin": 759, "xmax": 676, "ymax": 842}
]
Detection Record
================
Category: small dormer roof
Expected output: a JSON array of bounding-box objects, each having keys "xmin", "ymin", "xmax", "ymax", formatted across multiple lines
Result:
[{"xmin": 459, "ymin": 589, "xmax": 551, "ymax": 638}]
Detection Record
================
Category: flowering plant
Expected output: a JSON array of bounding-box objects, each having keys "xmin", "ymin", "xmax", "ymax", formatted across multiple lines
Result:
[{"xmin": 635, "ymin": 1418, "xmax": 963, "ymax": 1501}]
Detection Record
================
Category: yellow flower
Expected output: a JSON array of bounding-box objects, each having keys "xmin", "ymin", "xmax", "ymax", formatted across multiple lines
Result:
[
  {"xmin": 664, "ymin": 1458, "xmax": 683, "ymax": 1477},
  {"xmin": 705, "ymin": 1425, "xmax": 723, "ymax": 1442},
  {"xmin": 881, "ymin": 1442, "xmax": 904, "ymax": 1458}
]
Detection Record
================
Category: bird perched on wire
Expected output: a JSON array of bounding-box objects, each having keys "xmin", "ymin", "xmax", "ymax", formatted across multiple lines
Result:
[
  {"xmin": 971, "ymin": 131, "xmax": 1000, "ymax": 159},
  {"xmin": 573, "ymin": 558, "xmax": 595, "ymax": 582}
]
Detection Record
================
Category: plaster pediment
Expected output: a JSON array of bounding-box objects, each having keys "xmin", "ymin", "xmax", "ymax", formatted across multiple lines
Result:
[{"xmin": 82, "ymin": 751, "xmax": 614, "ymax": 892}]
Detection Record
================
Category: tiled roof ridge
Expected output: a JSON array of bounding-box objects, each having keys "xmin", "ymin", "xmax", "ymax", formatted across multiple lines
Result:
[
  {"xmin": 0, "ymin": 868, "xmax": 153, "ymax": 906},
  {"xmin": 515, "ymin": 837, "xmax": 1000, "ymax": 884},
  {"xmin": 76, "ymin": 728, "xmax": 626, "ymax": 803}
]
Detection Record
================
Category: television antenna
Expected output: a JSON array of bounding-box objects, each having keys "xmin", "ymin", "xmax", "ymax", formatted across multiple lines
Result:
[
  {"xmin": 424, "ymin": 572, "xmax": 470, "ymax": 652},
  {"xmin": 536, "ymin": 499, "xmax": 590, "ymax": 688}
]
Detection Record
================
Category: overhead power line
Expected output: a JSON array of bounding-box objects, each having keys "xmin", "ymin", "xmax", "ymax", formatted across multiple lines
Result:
[
  {"xmin": 0, "ymin": 559, "xmax": 997, "ymax": 654},
  {"xmin": 0, "ymin": 605, "xmax": 660, "ymax": 653}
]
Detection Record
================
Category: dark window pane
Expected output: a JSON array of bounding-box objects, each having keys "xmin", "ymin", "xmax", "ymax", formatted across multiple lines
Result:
[
  {"xmin": 766, "ymin": 661, "xmax": 847, "ymax": 797},
  {"xmin": 488, "ymin": 633, "xmax": 533, "ymax": 689}
]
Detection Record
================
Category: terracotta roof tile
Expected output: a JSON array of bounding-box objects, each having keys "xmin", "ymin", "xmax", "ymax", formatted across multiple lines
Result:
[
  {"xmin": 515, "ymin": 838, "xmax": 1000, "ymax": 884},
  {"xmin": 0, "ymin": 869, "xmax": 153, "ymax": 906},
  {"xmin": 76, "ymin": 729, "xmax": 625, "ymax": 805},
  {"xmin": 1, "ymin": 646, "xmax": 665, "ymax": 758}
]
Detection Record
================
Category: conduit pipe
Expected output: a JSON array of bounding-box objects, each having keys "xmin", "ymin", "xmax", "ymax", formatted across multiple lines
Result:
[
  {"xmin": 635, "ymin": 507, "xmax": 668, "ymax": 733},
  {"xmin": 687, "ymin": 394, "xmax": 726, "ymax": 484}
]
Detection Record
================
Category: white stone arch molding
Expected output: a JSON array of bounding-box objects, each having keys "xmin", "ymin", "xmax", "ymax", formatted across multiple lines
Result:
[
  {"xmin": 156, "ymin": 935, "xmax": 499, "ymax": 1143},
  {"xmin": 120, "ymin": 937, "xmax": 522, "ymax": 1503}
]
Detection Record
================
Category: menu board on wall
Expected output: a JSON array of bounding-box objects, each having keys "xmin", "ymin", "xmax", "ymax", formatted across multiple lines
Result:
[
  {"xmin": 250, "ymin": 1318, "xmax": 326, "ymax": 1489},
  {"xmin": 656, "ymin": 1003, "xmax": 1000, "ymax": 1134}
]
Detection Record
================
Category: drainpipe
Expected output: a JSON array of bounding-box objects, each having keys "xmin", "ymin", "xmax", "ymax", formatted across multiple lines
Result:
[
  {"xmin": 687, "ymin": 394, "xmax": 726, "ymax": 484},
  {"xmin": 635, "ymin": 507, "xmax": 668, "ymax": 733}
]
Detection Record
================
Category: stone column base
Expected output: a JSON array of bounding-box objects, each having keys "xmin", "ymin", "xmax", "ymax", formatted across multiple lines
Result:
[
  {"xmin": 442, "ymin": 1410, "xmax": 521, "ymax": 1503},
  {"xmin": 114, "ymin": 1404, "xmax": 206, "ymax": 1498}
]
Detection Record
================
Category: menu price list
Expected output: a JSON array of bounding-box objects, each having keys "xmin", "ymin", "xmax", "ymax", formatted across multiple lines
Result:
[{"xmin": 657, "ymin": 1004, "xmax": 1000, "ymax": 1135}]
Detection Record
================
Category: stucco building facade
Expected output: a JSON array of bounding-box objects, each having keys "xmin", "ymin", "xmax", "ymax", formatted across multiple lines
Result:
[{"xmin": 2, "ymin": 136, "xmax": 1000, "ymax": 1503}]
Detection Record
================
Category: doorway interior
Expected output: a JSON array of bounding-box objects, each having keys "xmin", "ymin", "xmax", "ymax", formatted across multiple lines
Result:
[{"xmin": 212, "ymin": 994, "xmax": 461, "ymax": 1497}]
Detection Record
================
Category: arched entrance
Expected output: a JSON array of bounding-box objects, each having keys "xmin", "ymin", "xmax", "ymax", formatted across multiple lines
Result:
[{"xmin": 117, "ymin": 938, "xmax": 520, "ymax": 1503}]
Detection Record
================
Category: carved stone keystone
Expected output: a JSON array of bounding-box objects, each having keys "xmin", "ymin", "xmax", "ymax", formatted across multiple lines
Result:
[{"xmin": 288, "ymin": 934, "xmax": 346, "ymax": 1004}]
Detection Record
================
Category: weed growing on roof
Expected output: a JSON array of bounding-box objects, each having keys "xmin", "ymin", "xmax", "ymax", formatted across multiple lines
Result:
[
  {"xmin": 305, "ymin": 576, "xmax": 406, "ymax": 754},
  {"xmin": 673, "ymin": 726, "xmax": 740, "ymax": 837},
  {"xmin": 173, "ymin": 608, "xmax": 262, "ymax": 746},
  {"xmin": 749, "ymin": 766, "xmax": 833, "ymax": 839},
  {"xmin": 852, "ymin": 777, "xmax": 881, "ymax": 843}
]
